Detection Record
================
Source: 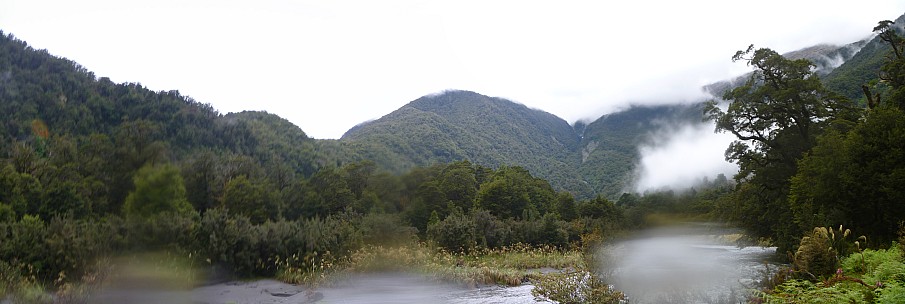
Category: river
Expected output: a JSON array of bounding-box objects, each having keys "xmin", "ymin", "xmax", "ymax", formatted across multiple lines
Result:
[
  {"xmin": 83, "ymin": 224, "xmax": 778, "ymax": 304},
  {"xmin": 599, "ymin": 224, "xmax": 780, "ymax": 303}
]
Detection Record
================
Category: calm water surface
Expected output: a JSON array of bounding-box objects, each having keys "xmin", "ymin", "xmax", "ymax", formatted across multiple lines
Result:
[{"xmin": 599, "ymin": 225, "xmax": 780, "ymax": 304}]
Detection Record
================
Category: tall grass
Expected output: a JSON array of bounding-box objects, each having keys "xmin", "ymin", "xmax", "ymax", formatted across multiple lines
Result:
[{"xmin": 277, "ymin": 242, "xmax": 583, "ymax": 287}]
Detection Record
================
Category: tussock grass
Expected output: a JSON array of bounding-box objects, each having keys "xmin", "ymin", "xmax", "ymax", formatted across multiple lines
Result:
[{"xmin": 277, "ymin": 243, "xmax": 583, "ymax": 288}]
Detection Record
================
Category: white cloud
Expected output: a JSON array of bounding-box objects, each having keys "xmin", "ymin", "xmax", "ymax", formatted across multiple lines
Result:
[{"xmin": 634, "ymin": 122, "xmax": 738, "ymax": 192}]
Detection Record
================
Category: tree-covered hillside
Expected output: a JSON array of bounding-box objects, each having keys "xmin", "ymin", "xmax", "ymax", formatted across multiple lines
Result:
[
  {"xmin": 340, "ymin": 90, "xmax": 594, "ymax": 197},
  {"xmin": 0, "ymin": 31, "xmax": 337, "ymax": 216},
  {"xmin": 823, "ymin": 13, "xmax": 905, "ymax": 101},
  {"xmin": 339, "ymin": 90, "xmax": 712, "ymax": 199}
]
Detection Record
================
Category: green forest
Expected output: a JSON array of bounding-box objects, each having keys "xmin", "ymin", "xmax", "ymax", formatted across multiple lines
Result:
[{"xmin": 1, "ymin": 12, "xmax": 905, "ymax": 304}]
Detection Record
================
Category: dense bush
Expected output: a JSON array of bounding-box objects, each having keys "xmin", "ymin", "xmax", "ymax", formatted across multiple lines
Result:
[
  {"xmin": 196, "ymin": 208, "xmax": 362, "ymax": 277},
  {"xmin": 427, "ymin": 211, "xmax": 477, "ymax": 252},
  {"xmin": 427, "ymin": 209, "xmax": 577, "ymax": 252},
  {"xmin": 759, "ymin": 243, "xmax": 905, "ymax": 303},
  {"xmin": 470, "ymin": 209, "xmax": 511, "ymax": 248},
  {"xmin": 793, "ymin": 227, "xmax": 842, "ymax": 279},
  {"xmin": 510, "ymin": 213, "xmax": 569, "ymax": 248}
]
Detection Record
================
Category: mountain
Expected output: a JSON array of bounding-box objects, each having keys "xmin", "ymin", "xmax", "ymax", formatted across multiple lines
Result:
[
  {"xmin": 0, "ymin": 31, "xmax": 338, "ymax": 212},
  {"xmin": 823, "ymin": 13, "xmax": 905, "ymax": 101},
  {"xmin": 703, "ymin": 40, "xmax": 870, "ymax": 97},
  {"xmin": 339, "ymin": 90, "xmax": 710, "ymax": 199},
  {"xmin": 339, "ymin": 90, "xmax": 593, "ymax": 196}
]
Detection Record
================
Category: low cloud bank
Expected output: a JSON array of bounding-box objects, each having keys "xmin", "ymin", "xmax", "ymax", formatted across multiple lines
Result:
[{"xmin": 634, "ymin": 122, "xmax": 738, "ymax": 192}]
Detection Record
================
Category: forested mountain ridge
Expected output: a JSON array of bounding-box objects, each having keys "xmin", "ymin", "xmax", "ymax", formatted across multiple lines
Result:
[
  {"xmin": 340, "ymin": 89, "xmax": 712, "ymax": 199},
  {"xmin": 823, "ymin": 13, "xmax": 905, "ymax": 100},
  {"xmin": 0, "ymin": 31, "xmax": 336, "ymax": 215},
  {"xmin": 340, "ymin": 90, "xmax": 594, "ymax": 197}
]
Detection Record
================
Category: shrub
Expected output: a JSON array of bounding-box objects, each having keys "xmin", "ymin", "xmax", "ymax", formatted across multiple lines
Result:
[
  {"xmin": 125, "ymin": 211, "xmax": 198, "ymax": 251},
  {"xmin": 428, "ymin": 212, "xmax": 477, "ymax": 252},
  {"xmin": 123, "ymin": 163, "xmax": 193, "ymax": 220},
  {"xmin": 0, "ymin": 260, "xmax": 22, "ymax": 298},
  {"xmin": 197, "ymin": 208, "xmax": 362, "ymax": 278},
  {"xmin": 510, "ymin": 214, "xmax": 568, "ymax": 248},
  {"xmin": 0, "ymin": 215, "xmax": 48, "ymax": 279},
  {"xmin": 793, "ymin": 227, "xmax": 841, "ymax": 279},
  {"xmin": 197, "ymin": 207, "xmax": 259, "ymax": 276},
  {"xmin": 471, "ymin": 209, "xmax": 510, "ymax": 248}
]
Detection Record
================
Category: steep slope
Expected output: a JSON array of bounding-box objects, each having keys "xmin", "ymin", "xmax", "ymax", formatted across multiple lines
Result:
[
  {"xmin": 0, "ymin": 31, "xmax": 334, "ymax": 210},
  {"xmin": 823, "ymin": 13, "xmax": 905, "ymax": 101},
  {"xmin": 340, "ymin": 89, "xmax": 712, "ymax": 199},
  {"xmin": 704, "ymin": 40, "xmax": 870, "ymax": 97},
  {"xmin": 341, "ymin": 90, "xmax": 592, "ymax": 197}
]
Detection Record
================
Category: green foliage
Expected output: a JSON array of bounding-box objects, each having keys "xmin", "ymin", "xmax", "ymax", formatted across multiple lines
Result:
[
  {"xmin": 510, "ymin": 213, "xmax": 569, "ymax": 248},
  {"xmin": 196, "ymin": 208, "xmax": 361, "ymax": 277},
  {"xmin": 125, "ymin": 211, "xmax": 198, "ymax": 251},
  {"xmin": 427, "ymin": 211, "xmax": 477, "ymax": 252},
  {"xmin": 469, "ymin": 209, "xmax": 511, "ymax": 248},
  {"xmin": 475, "ymin": 166, "xmax": 555, "ymax": 219},
  {"xmin": 793, "ymin": 227, "xmax": 843, "ymax": 279},
  {"xmin": 0, "ymin": 203, "xmax": 14, "ymax": 223},
  {"xmin": 759, "ymin": 243, "xmax": 905, "ymax": 303},
  {"xmin": 555, "ymin": 192, "xmax": 577, "ymax": 221},
  {"xmin": 791, "ymin": 19, "xmax": 905, "ymax": 244},
  {"xmin": 578, "ymin": 196, "xmax": 620, "ymax": 220},
  {"xmin": 760, "ymin": 279, "xmax": 870, "ymax": 304},
  {"xmin": 791, "ymin": 106, "xmax": 905, "ymax": 244},
  {"xmin": 706, "ymin": 44, "xmax": 860, "ymax": 252},
  {"xmin": 221, "ymin": 175, "xmax": 279, "ymax": 224},
  {"xmin": 841, "ymin": 244, "xmax": 905, "ymax": 284},
  {"xmin": 123, "ymin": 163, "xmax": 193, "ymax": 219}
]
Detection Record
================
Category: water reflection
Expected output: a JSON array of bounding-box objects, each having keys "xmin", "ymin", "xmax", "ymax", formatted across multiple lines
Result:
[
  {"xmin": 599, "ymin": 224, "xmax": 779, "ymax": 304},
  {"xmin": 90, "ymin": 273, "xmax": 546, "ymax": 304},
  {"xmin": 316, "ymin": 273, "xmax": 545, "ymax": 304}
]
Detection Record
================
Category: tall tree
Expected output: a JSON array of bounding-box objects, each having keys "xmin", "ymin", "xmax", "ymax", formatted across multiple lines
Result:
[
  {"xmin": 123, "ymin": 163, "xmax": 193, "ymax": 219},
  {"xmin": 705, "ymin": 45, "xmax": 857, "ymax": 251},
  {"xmin": 790, "ymin": 21, "xmax": 905, "ymax": 245},
  {"xmin": 221, "ymin": 175, "xmax": 279, "ymax": 224}
]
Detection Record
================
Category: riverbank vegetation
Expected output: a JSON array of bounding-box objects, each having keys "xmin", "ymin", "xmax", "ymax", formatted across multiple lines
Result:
[
  {"xmin": 706, "ymin": 19, "xmax": 905, "ymax": 253},
  {"xmin": 0, "ymin": 157, "xmax": 631, "ymax": 302},
  {"xmin": 753, "ymin": 226, "xmax": 905, "ymax": 303},
  {"xmin": 703, "ymin": 19, "xmax": 905, "ymax": 302}
]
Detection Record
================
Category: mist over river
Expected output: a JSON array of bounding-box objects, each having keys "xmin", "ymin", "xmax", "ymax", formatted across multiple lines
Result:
[{"xmin": 599, "ymin": 224, "xmax": 780, "ymax": 304}]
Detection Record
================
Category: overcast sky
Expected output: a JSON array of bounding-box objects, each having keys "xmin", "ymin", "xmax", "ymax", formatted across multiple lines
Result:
[{"xmin": 2, "ymin": 1, "xmax": 904, "ymax": 139}]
